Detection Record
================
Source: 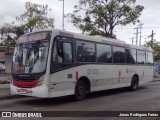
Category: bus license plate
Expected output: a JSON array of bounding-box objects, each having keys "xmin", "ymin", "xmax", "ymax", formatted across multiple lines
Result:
[{"xmin": 18, "ymin": 89, "xmax": 28, "ymax": 94}]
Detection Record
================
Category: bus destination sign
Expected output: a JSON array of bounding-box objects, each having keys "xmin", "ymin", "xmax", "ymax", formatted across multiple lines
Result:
[{"xmin": 17, "ymin": 31, "xmax": 51, "ymax": 43}]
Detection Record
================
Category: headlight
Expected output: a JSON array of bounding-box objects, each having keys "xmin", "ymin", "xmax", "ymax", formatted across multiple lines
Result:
[{"xmin": 37, "ymin": 76, "xmax": 44, "ymax": 86}]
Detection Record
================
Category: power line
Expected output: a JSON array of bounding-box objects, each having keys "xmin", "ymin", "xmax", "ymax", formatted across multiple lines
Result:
[{"xmin": 115, "ymin": 27, "xmax": 160, "ymax": 30}]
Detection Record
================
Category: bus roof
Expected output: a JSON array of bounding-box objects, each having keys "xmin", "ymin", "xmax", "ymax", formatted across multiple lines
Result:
[
  {"xmin": 56, "ymin": 29, "xmax": 152, "ymax": 52},
  {"xmin": 21, "ymin": 29, "xmax": 153, "ymax": 52}
]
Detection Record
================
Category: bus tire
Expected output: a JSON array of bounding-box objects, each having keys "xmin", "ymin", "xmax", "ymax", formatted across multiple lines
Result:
[
  {"xmin": 130, "ymin": 76, "xmax": 139, "ymax": 91},
  {"xmin": 74, "ymin": 81, "xmax": 87, "ymax": 100}
]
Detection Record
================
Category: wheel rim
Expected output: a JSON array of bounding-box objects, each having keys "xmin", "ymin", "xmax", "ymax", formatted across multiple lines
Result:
[
  {"xmin": 133, "ymin": 81, "xmax": 137, "ymax": 89},
  {"xmin": 132, "ymin": 78, "xmax": 138, "ymax": 89},
  {"xmin": 77, "ymin": 84, "xmax": 85, "ymax": 96}
]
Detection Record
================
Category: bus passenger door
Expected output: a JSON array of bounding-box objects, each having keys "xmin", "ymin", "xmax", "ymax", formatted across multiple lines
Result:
[{"xmin": 50, "ymin": 37, "xmax": 76, "ymax": 97}]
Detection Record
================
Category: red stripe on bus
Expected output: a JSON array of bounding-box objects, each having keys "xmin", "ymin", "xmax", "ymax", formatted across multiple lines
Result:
[
  {"xmin": 112, "ymin": 42, "xmax": 123, "ymax": 46},
  {"xmin": 76, "ymin": 71, "xmax": 79, "ymax": 80},
  {"xmin": 119, "ymin": 70, "xmax": 121, "ymax": 78}
]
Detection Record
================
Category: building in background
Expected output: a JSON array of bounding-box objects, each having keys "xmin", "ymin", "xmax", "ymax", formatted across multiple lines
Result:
[{"xmin": 0, "ymin": 46, "xmax": 14, "ymax": 73}]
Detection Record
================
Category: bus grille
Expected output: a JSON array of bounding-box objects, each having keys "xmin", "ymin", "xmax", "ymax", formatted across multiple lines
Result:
[
  {"xmin": 13, "ymin": 80, "xmax": 38, "ymax": 88},
  {"xmin": 13, "ymin": 75, "xmax": 36, "ymax": 82}
]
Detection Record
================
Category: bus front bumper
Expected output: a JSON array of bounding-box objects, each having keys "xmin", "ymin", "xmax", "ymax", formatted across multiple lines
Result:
[{"xmin": 10, "ymin": 84, "xmax": 49, "ymax": 98}]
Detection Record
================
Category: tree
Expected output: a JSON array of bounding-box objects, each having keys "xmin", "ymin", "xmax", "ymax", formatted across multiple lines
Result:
[
  {"xmin": 144, "ymin": 40, "xmax": 160, "ymax": 60},
  {"xmin": 0, "ymin": 22, "xmax": 21, "ymax": 46},
  {"xmin": 16, "ymin": 2, "xmax": 55, "ymax": 32},
  {"xmin": 0, "ymin": 23, "xmax": 14, "ymax": 46},
  {"xmin": 67, "ymin": 0, "xmax": 144, "ymax": 38},
  {"xmin": 0, "ymin": 1, "xmax": 55, "ymax": 46},
  {"xmin": 0, "ymin": 23, "xmax": 14, "ymax": 36}
]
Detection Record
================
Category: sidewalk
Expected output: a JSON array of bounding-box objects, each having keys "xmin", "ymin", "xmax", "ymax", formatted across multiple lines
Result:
[{"xmin": 0, "ymin": 73, "xmax": 11, "ymax": 99}]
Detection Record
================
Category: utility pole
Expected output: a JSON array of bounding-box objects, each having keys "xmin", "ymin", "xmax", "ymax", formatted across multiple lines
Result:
[
  {"xmin": 62, "ymin": 0, "xmax": 64, "ymax": 30},
  {"xmin": 59, "ymin": 0, "xmax": 64, "ymax": 30},
  {"xmin": 133, "ymin": 23, "xmax": 144, "ymax": 46},
  {"xmin": 138, "ymin": 23, "xmax": 144, "ymax": 46},
  {"xmin": 148, "ymin": 30, "xmax": 155, "ymax": 48},
  {"xmin": 134, "ymin": 27, "xmax": 139, "ymax": 45},
  {"xmin": 130, "ymin": 37, "xmax": 135, "ymax": 45}
]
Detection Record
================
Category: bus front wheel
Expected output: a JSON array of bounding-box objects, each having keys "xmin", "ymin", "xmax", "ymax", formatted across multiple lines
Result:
[
  {"xmin": 130, "ymin": 76, "xmax": 139, "ymax": 91},
  {"xmin": 74, "ymin": 81, "xmax": 87, "ymax": 100}
]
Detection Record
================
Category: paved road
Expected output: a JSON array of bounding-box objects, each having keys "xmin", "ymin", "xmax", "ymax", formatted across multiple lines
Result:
[
  {"xmin": 0, "ymin": 84, "xmax": 10, "ymax": 97},
  {"xmin": 1, "ymin": 81, "xmax": 160, "ymax": 120}
]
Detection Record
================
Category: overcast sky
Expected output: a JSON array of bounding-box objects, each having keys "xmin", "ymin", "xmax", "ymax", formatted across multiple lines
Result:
[{"xmin": 0, "ymin": 0, "xmax": 160, "ymax": 45}]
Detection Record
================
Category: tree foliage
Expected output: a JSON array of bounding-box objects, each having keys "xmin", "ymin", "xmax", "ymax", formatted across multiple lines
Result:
[
  {"xmin": 67, "ymin": 0, "xmax": 144, "ymax": 38},
  {"xmin": 16, "ymin": 2, "xmax": 54, "ymax": 32},
  {"xmin": 145, "ymin": 40, "xmax": 160, "ymax": 60},
  {"xmin": 0, "ymin": 1, "xmax": 55, "ymax": 46},
  {"xmin": 0, "ymin": 23, "xmax": 15, "ymax": 46}
]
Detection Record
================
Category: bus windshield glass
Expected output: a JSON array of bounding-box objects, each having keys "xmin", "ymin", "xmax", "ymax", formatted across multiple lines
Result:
[{"xmin": 12, "ymin": 31, "xmax": 51, "ymax": 74}]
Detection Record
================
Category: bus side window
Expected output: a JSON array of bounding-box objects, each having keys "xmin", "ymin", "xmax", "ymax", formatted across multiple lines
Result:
[
  {"xmin": 52, "ymin": 41, "xmax": 58, "ymax": 62},
  {"xmin": 57, "ymin": 42, "xmax": 63, "ymax": 63},
  {"xmin": 56, "ymin": 41, "xmax": 73, "ymax": 63},
  {"xmin": 126, "ymin": 48, "xmax": 136, "ymax": 64},
  {"xmin": 137, "ymin": 50, "xmax": 145, "ymax": 64},
  {"xmin": 146, "ymin": 51, "xmax": 153, "ymax": 65},
  {"xmin": 76, "ymin": 41, "xmax": 96, "ymax": 62},
  {"xmin": 63, "ymin": 42, "xmax": 73, "ymax": 63},
  {"xmin": 52, "ymin": 40, "xmax": 64, "ymax": 63},
  {"xmin": 113, "ymin": 46, "xmax": 125, "ymax": 63}
]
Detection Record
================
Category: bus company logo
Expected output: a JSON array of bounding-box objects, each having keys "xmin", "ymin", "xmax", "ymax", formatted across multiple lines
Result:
[{"xmin": 2, "ymin": 112, "xmax": 11, "ymax": 117}]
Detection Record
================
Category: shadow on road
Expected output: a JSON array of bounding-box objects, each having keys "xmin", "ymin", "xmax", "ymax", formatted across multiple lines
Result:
[
  {"xmin": 87, "ymin": 86, "xmax": 147, "ymax": 99},
  {"xmin": 17, "ymin": 86, "xmax": 147, "ymax": 107}
]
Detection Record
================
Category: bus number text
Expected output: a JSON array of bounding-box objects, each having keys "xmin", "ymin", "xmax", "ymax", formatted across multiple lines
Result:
[{"xmin": 87, "ymin": 69, "xmax": 99, "ymax": 74}]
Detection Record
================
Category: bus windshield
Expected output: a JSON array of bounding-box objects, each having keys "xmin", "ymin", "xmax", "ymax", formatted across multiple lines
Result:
[{"xmin": 12, "ymin": 31, "xmax": 51, "ymax": 74}]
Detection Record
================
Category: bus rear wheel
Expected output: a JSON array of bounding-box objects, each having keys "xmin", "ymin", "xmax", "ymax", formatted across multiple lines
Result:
[
  {"xmin": 130, "ymin": 76, "xmax": 139, "ymax": 91},
  {"xmin": 74, "ymin": 81, "xmax": 87, "ymax": 100}
]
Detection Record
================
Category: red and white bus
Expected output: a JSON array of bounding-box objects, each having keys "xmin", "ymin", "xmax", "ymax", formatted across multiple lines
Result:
[{"xmin": 10, "ymin": 29, "xmax": 153, "ymax": 100}]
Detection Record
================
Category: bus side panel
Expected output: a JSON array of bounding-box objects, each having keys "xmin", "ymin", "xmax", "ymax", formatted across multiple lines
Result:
[
  {"xmin": 49, "ymin": 64, "xmax": 114, "ymax": 97},
  {"xmin": 81, "ymin": 64, "xmax": 113, "ymax": 92},
  {"xmin": 49, "ymin": 67, "xmax": 76, "ymax": 98},
  {"xmin": 112, "ymin": 65, "xmax": 131, "ymax": 88},
  {"xmin": 125, "ymin": 66, "xmax": 140, "ymax": 86},
  {"xmin": 143, "ymin": 65, "xmax": 153, "ymax": 83},
  {"xmin": 125, "ymin": 65, "xmax": 153, "ymax": 85}
]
